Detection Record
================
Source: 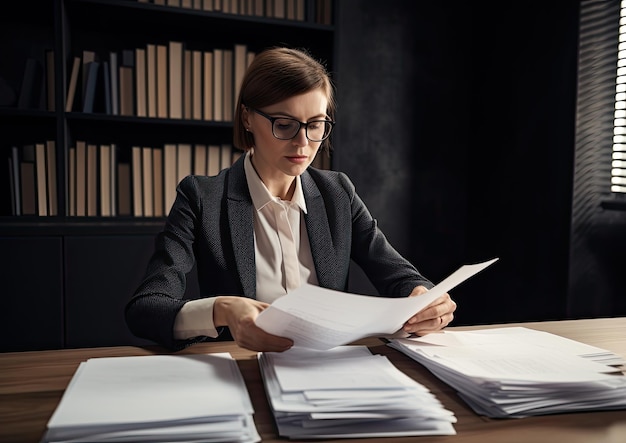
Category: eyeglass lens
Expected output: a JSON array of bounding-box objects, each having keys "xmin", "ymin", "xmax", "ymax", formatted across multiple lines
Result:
[{"xmin": 273, "ymin": 118, "xmax": 332, "ymax": 141}]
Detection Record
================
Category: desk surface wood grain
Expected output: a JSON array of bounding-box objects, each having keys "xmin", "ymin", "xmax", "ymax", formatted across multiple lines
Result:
[{"xmin": 1, "ymin": 317, "xmax": 625, "ymax": 443}]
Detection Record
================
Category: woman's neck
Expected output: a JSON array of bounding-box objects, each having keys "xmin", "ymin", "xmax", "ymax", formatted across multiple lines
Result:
[{"xmin": 250, "ymin": 154, "xmax": 296, "ymax": 200}]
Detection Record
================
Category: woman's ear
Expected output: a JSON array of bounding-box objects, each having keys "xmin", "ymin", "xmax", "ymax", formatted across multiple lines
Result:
[{"xmin": 241, "ymin": 105, "xmax": 251, "ymax": 131}]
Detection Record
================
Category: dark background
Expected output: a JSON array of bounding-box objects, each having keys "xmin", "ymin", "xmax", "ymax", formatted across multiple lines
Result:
[{"xmin": 333, "ymin": 0, "xmax": 625, "ymax": 326}]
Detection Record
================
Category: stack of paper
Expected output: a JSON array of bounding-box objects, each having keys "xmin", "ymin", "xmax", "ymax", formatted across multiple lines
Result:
[
  {"xmin": 258, "ymin": 345, "xmax": 456, "ymax": 439},
  {"xmin": 42, "ymin": 353, "xmax": 260, "ymax": 443},
  {"xmin": 388, "ymin": 327, "xmax": 626, "ymax": 418}
]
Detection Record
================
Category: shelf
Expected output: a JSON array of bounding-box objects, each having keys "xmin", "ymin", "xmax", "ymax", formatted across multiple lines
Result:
[
  {"xmin": 0, "ymin": 217, "xmax": 166, "ymax": 236},
  {"xmin": 66, "ymin": 113, "xmax": 235, "ymax": 145},
  {"xmin": 64, "ymin": 0, "xmax": 334, "ymax": 60},
  {"xmin": 0, "ymin": 110, "xmax": 58, "ymax": 146},
  {"xmin": 2, "ymin": 0, "xmax": 335, "ymax": 227},
  {"xmin": 68, "ymin": 0, "xmax": 333, "ymax": 29},
  {"xmin": 0, "ymin": 108, "xmax": 57, "ymax": 118}
]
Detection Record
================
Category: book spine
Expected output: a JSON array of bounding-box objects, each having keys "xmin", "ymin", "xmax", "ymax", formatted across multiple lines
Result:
[
  {"xmin": 169, "ymin": 41, "xmax": 184, "ymax": 119},
  {"xmin": 35, "ymin": 143, "xmax": 48, "ymax": 216},
  {"xmin": 46, "ymin": 140, "xmax": 57, "ymax": 216},
  {"xmin": 10, "ymin": 146, "xmax": 21, "ymax": 216},
  {"xmin": 82, "ymin": 62, "xmax": 100, "ymax": 113},
  {"xmin": 65, "ymin": 56, "xmax": 81, "ymax": 112},
  {"xmin": 135, "ymin": 47, "xmax": 147, "ymax": 117},
  {"xmin": 109, "ymin": 52, "xmax": 119, "ymax": 115}
]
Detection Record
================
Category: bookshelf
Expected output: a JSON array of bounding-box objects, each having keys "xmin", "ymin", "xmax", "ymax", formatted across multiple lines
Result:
[{"xmin": 0, "ymin": 0, "xmax": 335, "ymax": 351}]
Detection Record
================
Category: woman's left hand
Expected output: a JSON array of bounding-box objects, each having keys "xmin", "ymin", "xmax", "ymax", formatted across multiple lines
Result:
[{"xmin": 402, "ymin": 286, "xmax": 457, "ymax": 335}]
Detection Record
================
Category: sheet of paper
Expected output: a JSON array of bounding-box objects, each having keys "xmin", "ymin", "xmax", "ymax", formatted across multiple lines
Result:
[
  {"xmin": 272, "ymin": 354, "xmax": 418, "ymax": 392},
  {"xmin": 255, "ymin": 258, "xmax": 498, "ymax": 350},
  {"xmin": 48, "ymin": 353, "xmax": 252, "ymax": 427},
  {"xmin": 411, "ymin": 326, "xmax": 604, "ymax": 352},
  {"xmin": 413, "ymin": 344, "xmax": 619, "ymax": 381},
  {"xmin": 403, "ymin": 327, "xmax": 626, "ymax": 366}
]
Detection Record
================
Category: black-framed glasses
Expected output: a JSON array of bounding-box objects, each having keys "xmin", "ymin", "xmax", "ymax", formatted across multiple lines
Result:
[{"xmin": 248, "ymin": 107, "xmax": 335, "ymax": 142}]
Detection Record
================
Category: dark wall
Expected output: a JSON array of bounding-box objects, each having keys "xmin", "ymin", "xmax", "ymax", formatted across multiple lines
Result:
[
  {"xmin": 570, "ymin": 0, "xmax": 626, "ymax": 319},
  {"xmin": 333, "ymin": 1, "xmax": 590, "ymax": 325}
]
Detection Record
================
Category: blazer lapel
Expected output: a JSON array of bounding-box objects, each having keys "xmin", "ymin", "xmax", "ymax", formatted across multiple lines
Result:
[
  {"xmin": 301, "ymin": 171, "xmax": 338, "ymax": 289},
  {"xmin": 226, "ymin": 156, "xmax": 257, "ymax": 299}
]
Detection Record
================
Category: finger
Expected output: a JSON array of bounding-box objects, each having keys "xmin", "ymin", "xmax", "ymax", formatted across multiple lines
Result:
[
  {"xmin": 427, "ymin": 293, "xmax": 452, "ymax": 308},
  {"xmin": 405, "ymin": 302, "xmax": 446, "ymax": 325},
  {"xmin": 408, "ymin": 285, "xmax": 430, "ymax": 297},
  {"xmin": 404, "ymin": 311, "xmax": 454, "ymax": 335},
  {"xmin": 436, "ymin": 312, "xmax": 453, "ymax": 329},
  {"xmin": 237, "ymin": 327, "xmax": 293, "ymax": 352},
  {"xmin": 261, "ymin": 331, "xmax": 294, "ymax": 351}
]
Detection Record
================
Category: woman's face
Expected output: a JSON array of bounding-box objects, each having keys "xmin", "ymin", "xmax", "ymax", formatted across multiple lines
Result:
[{"xmin": 244, "ymin": 89, "xmax": 329, "ymax": 188}]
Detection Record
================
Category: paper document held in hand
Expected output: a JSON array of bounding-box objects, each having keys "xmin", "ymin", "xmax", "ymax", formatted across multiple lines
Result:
[{"xmin": 255, "ymin": 258, "xmax": 498, "ymax": 350}]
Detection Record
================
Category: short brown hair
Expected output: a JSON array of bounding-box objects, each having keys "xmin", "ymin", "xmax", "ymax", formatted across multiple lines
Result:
[{"xmin": 233, "ymin": 47, "xmax": 336, "ymax": 153}]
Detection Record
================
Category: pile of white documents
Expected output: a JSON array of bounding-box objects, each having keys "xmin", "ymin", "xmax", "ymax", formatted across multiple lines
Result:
[
  {"xmin": 388, "ymin": 327, "xmax": 626, "ymax": 418},
  {"xmin": 42, "ymin": 353, "xmax": 260, "ymax": 442},
  {"xmin": 258, "ymin": 345, "xmax": 456, "ymax": 439}
]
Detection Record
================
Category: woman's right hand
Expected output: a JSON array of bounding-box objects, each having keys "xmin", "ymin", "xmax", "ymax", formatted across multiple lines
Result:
[{"xmin": 213, "ymin": 296, "xmax": 294, "ymax": 352}]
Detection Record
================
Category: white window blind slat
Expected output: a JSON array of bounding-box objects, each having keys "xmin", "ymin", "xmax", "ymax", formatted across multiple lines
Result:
[{"xmin": 613, "ymin": 1, "xmax": 626, "ymax": 193}]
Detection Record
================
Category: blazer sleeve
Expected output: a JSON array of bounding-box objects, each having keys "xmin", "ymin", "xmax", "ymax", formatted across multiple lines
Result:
[
  {"xmin": 339, "ymin": 172, "xmax": 435, "ymax": 297},
  {"xmin": 125, "ymin": 175, "xmax": 212, "ymax": 351}
]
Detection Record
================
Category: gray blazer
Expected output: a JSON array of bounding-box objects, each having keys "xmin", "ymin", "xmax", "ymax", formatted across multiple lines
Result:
[{"xmin": 125, "ymin": 154, "xmax": 433, "ymax": 350}]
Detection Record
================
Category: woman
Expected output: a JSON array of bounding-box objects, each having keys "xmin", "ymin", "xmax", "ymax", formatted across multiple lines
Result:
[{"xmin": 125, "ymin": 46, "xmax": 456, "ymax": 352}]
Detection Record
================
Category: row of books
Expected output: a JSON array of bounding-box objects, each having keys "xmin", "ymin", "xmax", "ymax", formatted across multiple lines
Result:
[
  {"xmin": 8, "ymin": 142, "xmax": 58, "ymax": 216},
  {"xmin": 68, "ymin": 42, "xmax": 254, "ymax": 121},
  {"xmin": 8, "ymin": 0, "xmax": 332, "ymax": 112},
  {"xmin": 6, "ymin": 141, "xmax": 241, "ymax": 218},
  {"xmin": 68, "ymin": 142, "xmax": 241, "ymax": 218},
  {"xmin": 7, "ymin": 138, "xmax": 331, "ymax": 218},
  {"xmin": 138, "ymin": 0, "xmax": 315, "ymax": 22},
  {"xmin": 138, "ymin": 0, "xmax": 333, "ymax": 24}
]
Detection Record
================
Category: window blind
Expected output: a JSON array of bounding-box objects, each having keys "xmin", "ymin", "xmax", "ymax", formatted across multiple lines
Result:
[{"xmin": 613, "ymin": 0, "xmax": 626, "ymax": 193}]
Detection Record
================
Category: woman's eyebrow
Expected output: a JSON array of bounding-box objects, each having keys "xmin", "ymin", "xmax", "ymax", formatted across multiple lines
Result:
[{"xmin": 270, "ymin": 111, "xmax": 329, "ymax": 120}]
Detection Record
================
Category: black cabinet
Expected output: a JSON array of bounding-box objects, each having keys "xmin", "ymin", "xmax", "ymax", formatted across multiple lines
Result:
[
  {"xmin": 0, "ymin": 236, "xmax": 64, "ymax": 352},
  {"xmin": 64, "ymin": 234, "xmax": 201, "ymax": 348},
  {"xmin": 64, "ymin": 235, "xmax": 157, "ymax": 348}
]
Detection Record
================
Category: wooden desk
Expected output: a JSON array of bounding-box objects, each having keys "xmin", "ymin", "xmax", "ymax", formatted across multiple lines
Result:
[{"xmin": 2, "ymin": 318, "xmax": 626, "ymax": 443}]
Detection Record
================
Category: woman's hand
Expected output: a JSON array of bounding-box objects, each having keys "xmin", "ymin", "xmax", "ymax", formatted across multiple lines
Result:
[
  {"xmin": 213, "ymin": 296, "xmax": 294, "ymax": 352},
  {"xmin": 402, "ymin": 285, "xmax": 457, "ymax": 335}
]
